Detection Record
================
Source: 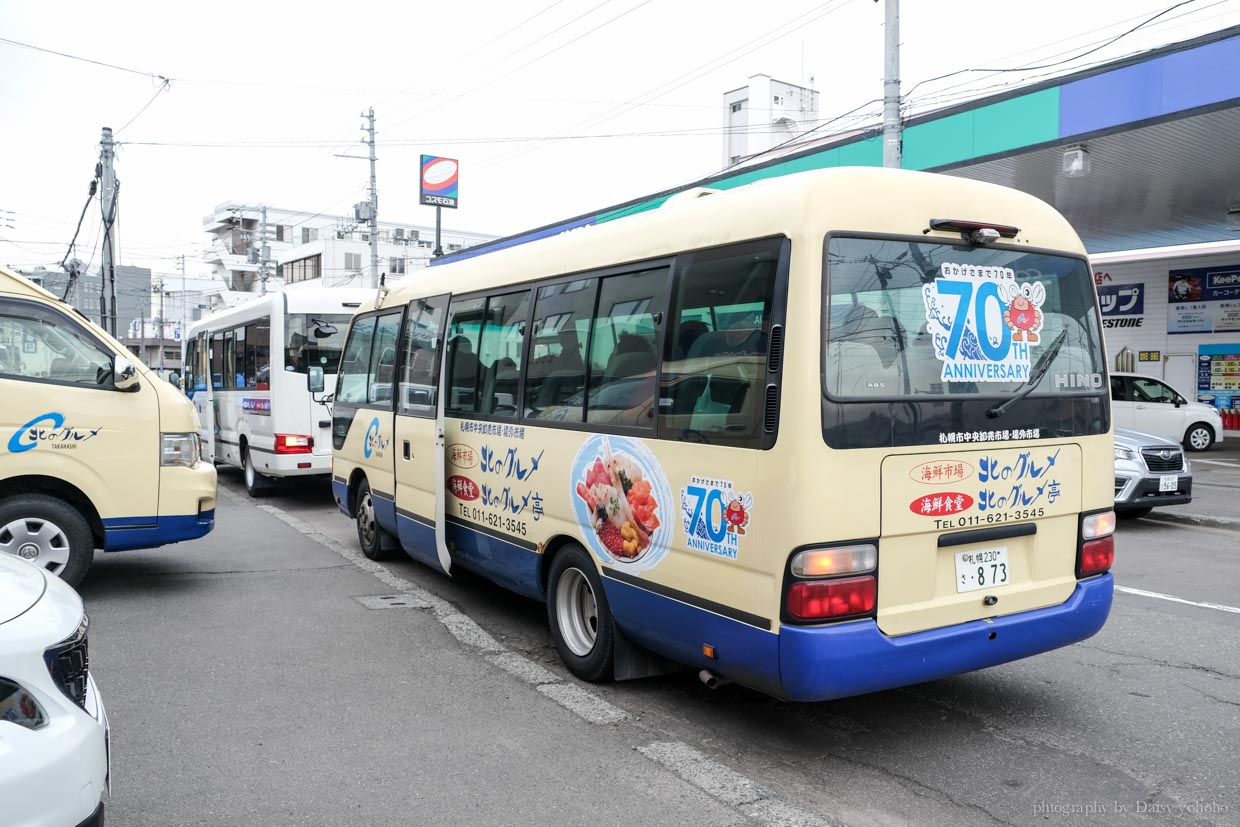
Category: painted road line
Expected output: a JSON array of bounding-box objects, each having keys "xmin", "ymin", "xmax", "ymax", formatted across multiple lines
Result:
[
  {"xmin": 1116, "ymin": 586, "xmax": 1240, "ymax": 615},
  {"xmin": 639, "ymin": 742, "xmax": 841, "ymax": 827},
  {"xmin": 1183, "ymin": 458, "xmax": 1240, "ymax": 467},
  {"xmin": 537, "ymin": 683, "xmax": 630, "ymax": 725}
]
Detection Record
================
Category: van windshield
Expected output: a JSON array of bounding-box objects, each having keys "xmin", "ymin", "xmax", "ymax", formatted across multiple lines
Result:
[{"xmin": 824, "ymin": 237, "xmax": 1105, "ymax": 400}]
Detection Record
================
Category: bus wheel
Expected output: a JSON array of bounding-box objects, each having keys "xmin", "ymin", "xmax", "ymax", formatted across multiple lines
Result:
[
  {"xmin": 0, "ymin": 494, "xmax": 94, "ymax": 589},
  {"xmin": 547, "ymin": 544, "xmax": 614, "ymax": 682},
  {"xmin": 355, "ymin": 479, "xmax": 392, "ymax": 561},
  {"xmin": 242, "ymin": 448, "xmax": 273, "ymax": 498}
]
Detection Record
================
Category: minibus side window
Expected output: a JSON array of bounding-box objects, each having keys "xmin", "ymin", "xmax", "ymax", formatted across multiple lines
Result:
[
  {"xmin": 659, "ymin": 238, "xmax": 782, "ymax": 446},
  {"xmin": 210, "ymin": 334, "xmax": 224, "ymax": 389},
  {"xmin": 583, "ymin": 268, "xmax": 668, "ymax": 429},
  {"xmin": 525, "ymin": 278, "xmax": 597, "ymax": 423},
  {"xmin": 367, "ymin": 313, "xmax": 403, "ymax": 407},
  {"xmin": 184, "ymin": 338, "xmax": 197, "ymax": 393},
  {"xmin": 222, "ymin": 330, "xmax": 236, "ymax": 390},
  {"xmin": 336, "ymin": 316, "xmax": 377, "ymax": 404},
  {"xmin": 397, "ymin": 296, "xmax": 447, "ymax": 417},
  {"xmin": 445, "ymin": 298, "xmax": 487, "ymax": 415},
  {"xmin": 0, "ymin": 310, "xmax": 115, "ymax": 387},
  {"xmin": 476, "ymin": 290, "xmax": 531, "ymax": 418},
  {"xmin": 244, "ymin": 318, "xmax": 271, "ymax": 390}
]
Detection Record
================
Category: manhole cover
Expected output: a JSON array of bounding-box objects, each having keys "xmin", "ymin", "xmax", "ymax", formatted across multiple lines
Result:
[{"xmin": 355, "ymin": 593, "xmax": 432, "ymax": 610}]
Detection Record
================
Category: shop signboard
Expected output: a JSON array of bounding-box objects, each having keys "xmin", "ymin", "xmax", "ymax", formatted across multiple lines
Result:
[
  {"xmin": 1196, "ymin": 344, "xmax": 1240, "ymax": 408},
  {"xmin": 1098, "ymin": 283, "xmax": 1144, "ymax": 329},
  {"xmin": 1169, "ymin": 264, "xmax": 1240, "ymax": 334}
]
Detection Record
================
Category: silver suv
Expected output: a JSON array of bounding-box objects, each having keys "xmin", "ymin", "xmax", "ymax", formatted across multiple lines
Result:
[{"xmin": 1114, "ymin": 427, "xmax": 1193, "ymax": 517}]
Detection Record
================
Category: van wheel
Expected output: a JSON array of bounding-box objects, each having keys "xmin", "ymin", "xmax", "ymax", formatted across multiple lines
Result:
[
  {"xmin": 1184, "ymin": 423, "xmax": 1214, "ymax": 452},
  {"xmin": 547, "ymin": 544, "xmax": 614, "ymax": 682},
  {"xmin": 242, "ymin": 447, "xmax": 273, "ymax": 497},
  {"xmin": 0, "ymin": 495, "xmax": 94, "ymax": 588},
  {"xmin": 355, "ymin": 479, "xmax": 392, "ymax": 561}
]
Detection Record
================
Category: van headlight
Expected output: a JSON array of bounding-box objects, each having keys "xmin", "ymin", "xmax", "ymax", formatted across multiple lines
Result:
[
  {"xmin": 161, "ymin": 432, "xmax": 201, "ymax": 467},
  {"xmin": 1114, "ymin": 446, "xmax": 1136, "ymax": 461},
  {"xmin": 0, "ymin": 677, "xmax": 48, "ymax": 730}
]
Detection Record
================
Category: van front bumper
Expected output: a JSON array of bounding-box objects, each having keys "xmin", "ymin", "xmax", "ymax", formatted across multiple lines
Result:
[
  {"xmin": 778, "ymin": 574, "xmax": 1113, "ymax": 702},
  {"xmin": 102, "ymin": 461, "xmax": 216, "ymax": 551}
]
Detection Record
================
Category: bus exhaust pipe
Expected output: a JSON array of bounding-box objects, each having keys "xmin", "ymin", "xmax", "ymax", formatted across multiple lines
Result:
[{"xmin": 698, "ymin": 669, "xmax": 730, "ymax": 690}]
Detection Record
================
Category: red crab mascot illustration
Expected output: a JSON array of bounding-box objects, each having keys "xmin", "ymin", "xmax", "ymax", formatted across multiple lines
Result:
[
  {"xmin": 725, "ymin": 493, "xmax": 753, "ymax": 535},
  {"xmin": 1000, "ymin": 281, "xmax": 1045, "ymax": 343}
]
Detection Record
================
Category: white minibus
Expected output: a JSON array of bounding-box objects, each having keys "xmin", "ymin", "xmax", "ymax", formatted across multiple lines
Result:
[{"xmin": 185, "ymin": 288, "xmax": 369, "ymax": 496}]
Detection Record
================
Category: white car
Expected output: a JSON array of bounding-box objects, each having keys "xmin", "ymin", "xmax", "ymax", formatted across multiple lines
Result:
[
  {"xmin": 1109, "ymin": 372, "xmax": 1224, "ymax": 451},
  {"xmin": 0, "ymin": 553, "xmax": 108, "ymax": 826}
]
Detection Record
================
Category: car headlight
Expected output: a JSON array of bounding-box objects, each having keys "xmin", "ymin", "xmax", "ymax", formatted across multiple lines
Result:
[
  {"xmin": 0, "ymin": 678, "xmax": 48, "ymax": 730},
  {"xmin": 161, "ymin": 432, "xmax": 200, "ymax": 467},
  {"xmin": 1115, "ymin": 446, "xmax": 1136, "ymax": 461}
]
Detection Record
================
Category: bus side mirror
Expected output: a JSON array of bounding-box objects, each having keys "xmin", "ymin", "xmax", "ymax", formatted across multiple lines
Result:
[
  {"xmin": 308, "ymin": 366, "xmax": 325, "ymax": 394},
  {"xmin": 114, "ymin": 355, "xmax": 141, "ymax": 392},
  {"xmin": 168, "ymin": 372, "xmax": 181, "ymax": 389}
]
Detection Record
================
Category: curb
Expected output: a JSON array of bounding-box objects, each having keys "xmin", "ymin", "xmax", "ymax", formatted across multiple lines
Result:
[{"xmin": 1141, "ymin": 510, "xmax": 1240, "ymax": 531}]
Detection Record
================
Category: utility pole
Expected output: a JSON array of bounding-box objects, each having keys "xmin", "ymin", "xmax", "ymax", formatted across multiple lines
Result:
[
  {"xmin": 335, "ymin": 108, "xmax": 380, "ymax": 288},
  {"xmin": 157, "ymin": 277, "xmax": 166, "ymax": 377},
  {"xmin": 177, "ymin": 254, "xmax": 187, "ymax": 355},
  {"xmin": 365, "ymin": 108, "xmax": 379, "ymax": 289},
  {"xmin": 98, "ymin": 127, "xmax": 120, "ymax": 335},
  {"xmin": 259, "ymin": 205, "xmax": 271, "ymax": 295},
  {"xmin": 882, "ymin": 0, "xmax": 902, "ymax": 169}
]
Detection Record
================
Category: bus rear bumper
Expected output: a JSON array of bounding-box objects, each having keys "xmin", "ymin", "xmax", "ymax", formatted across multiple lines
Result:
[{"xmin": 778, "ymin": 574, "xmax": 1113, "ymax": 702}]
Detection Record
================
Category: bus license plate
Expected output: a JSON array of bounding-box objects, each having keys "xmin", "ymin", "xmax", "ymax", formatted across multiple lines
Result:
[
  {"xmin": 954, "ymin": 546, "xmax": 1010, "ymax": 593},
  {"xmin": 1159, "ymin": 475, "xmax": 1178, "ymax": 492}
]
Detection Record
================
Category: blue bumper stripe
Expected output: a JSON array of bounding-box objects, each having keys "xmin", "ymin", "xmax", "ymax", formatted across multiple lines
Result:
[
  {"xmin": 101, "ymin": 510, "xmax": 216, "ymax": 552},
  {"xmin": 778, "ymin": 574, "xmax": 1114, "ymax": 701},
  {"xmin": 446, "ymin": 519, "xmax": 544, "ymax": 601}
]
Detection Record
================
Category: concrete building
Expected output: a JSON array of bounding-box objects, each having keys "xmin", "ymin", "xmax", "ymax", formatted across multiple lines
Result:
[
  {"xmin": 722, "ymin": 75, "xmax": 819, "ymax": 167},
  {"xmin": 15, "ymin": 263, "xmax": 151, "ymax": 342},
  {"xmin": 119, "ymin": 274, "xmax": 224, "ymax": 377},
  {"xmin": 202, "ymin": 204, "xmax": 496, "ymax": 294}
]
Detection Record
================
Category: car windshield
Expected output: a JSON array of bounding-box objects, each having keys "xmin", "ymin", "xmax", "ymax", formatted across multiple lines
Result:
[{"xmin": 824, "ymin": 237, "xmax": 1106, "ymax": 400}]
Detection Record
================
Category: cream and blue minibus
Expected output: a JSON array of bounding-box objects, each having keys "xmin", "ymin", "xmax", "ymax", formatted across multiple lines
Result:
[
  {"xmin": 329, "ymin": 168, "xmax": 1114, "ymax": 701},
  {"xmin": 0, "ymin": 265, "xmax": 217, "ymax": 587},
  {"xmin": 184, "ymin": 288, "xmax": 370, "ymax": 496}
]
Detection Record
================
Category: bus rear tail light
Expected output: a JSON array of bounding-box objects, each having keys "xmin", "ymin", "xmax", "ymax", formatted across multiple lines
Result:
[
  {"xmin": 787, "ymin": 576, "xmax": 876, "ymax": 621},
  {"xmin": 1077, "ymin": 510, "xmax": 1116, "ymax": 577},
  {"xmin": 274, "ymin": 434, "xmax": 313, "ymax": 455},
  {"xmin": 786, "ymin": 543, "xmax": 877, "ymax": 621}
]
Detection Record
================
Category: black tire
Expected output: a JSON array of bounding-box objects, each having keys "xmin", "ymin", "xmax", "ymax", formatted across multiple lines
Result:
[
  {"xmin": 355, "ymin": 479, "xmax": 392, "ymax": 561},
  {"xmin": 1118, "ymin": 507, "xmax": 1152, "ymax": 519},
  {"xmin": 546, "ymin": 544, "xmax": 614, "ymax": 682},
  {"xmin": 241, "ymin": 446, "xmax": 273, "ymax": 498},
  {"xmin": 0, "ymin": 494, "xmax": 94, "ymax": 588},
  {"xmin": 1184, "ymin": 422, "xmax": 1214, "ymax": 452}
]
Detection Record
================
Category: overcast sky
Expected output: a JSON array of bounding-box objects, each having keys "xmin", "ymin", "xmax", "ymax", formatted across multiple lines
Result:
[{"xmin": 2, "ymin": 0, "xmax": 1238, "ymax": 277}]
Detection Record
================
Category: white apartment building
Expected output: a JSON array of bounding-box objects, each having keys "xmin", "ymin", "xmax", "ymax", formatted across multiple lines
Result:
[
  {"xmin": 722, "ymin": 75, "xmax": 820, "ymax": 167},
  {"xmin": 202, "ymin": 203, "xmax": 496, "ymax": 295}
]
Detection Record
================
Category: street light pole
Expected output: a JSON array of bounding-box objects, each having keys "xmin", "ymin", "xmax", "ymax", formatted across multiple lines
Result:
[{"xmin": 882, "ymin": 0, "xmax": 902, "ymax": 169}]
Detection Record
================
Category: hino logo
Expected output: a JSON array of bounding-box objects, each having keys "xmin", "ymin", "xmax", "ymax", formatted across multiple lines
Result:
[{"xmin": 1054, "ymin": 372, "xmax": 1104, "ymax": 389}]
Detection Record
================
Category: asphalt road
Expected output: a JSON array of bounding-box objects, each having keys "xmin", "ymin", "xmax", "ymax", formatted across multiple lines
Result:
[{"xmin": 78, "ymin": 470, "xmax": 1240, "ymax": 826}]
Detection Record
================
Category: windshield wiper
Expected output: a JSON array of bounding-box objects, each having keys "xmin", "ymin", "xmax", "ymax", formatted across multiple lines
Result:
[{"xmin": 986, "ymin": 328, "xmax": 1068, "ymax": 419}]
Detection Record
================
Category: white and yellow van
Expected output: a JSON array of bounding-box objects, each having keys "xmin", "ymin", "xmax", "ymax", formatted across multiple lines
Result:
[{"xmin": 0, "ymin": 266, "xmax": 217, "ymax": 586}]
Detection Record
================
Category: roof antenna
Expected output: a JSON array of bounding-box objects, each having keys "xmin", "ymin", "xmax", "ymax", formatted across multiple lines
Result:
[{"xmin": 375, "ymin": 271, "xmax": 389, "ymax": 307}]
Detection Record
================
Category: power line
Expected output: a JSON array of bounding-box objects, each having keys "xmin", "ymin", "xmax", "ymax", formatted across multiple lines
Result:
[
  {"xmin": 0, "ymin": 35, "xmax": 172, "ymax": 82},
  {"xmin": 116, "ymin": 78, "xmax": 173, "ymax": 135},
  {"xmin": 904, "ymin": 0, "xmax": 1203, "ymax": 99}
]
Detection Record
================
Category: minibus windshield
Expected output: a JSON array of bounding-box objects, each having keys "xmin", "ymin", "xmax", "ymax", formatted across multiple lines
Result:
[{"xmin": 824, "ymin": 236, "xmax": 1105, "ymax": 401}]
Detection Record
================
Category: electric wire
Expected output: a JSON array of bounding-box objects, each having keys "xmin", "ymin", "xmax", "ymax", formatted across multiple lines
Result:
[
  {"xmin": 0, "ymin": 36, "xmax": 172, "ymax": 82},
  {"xmin": 116, "ymin": 78, "xmax": 173, "ymax": 136},
  {"xmin": 59, "ymin": 180, "xmax": 98, "ymax": 271}
]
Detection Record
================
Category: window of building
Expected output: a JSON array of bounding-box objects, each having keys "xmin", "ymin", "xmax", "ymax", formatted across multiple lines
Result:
[
  {"xmin": 772, "ymin": 94, "xmax": 784, "ymax": 106},
  {"xmin": 284, "ymin": 255, "xmax": 322, "ymax": 284},
  {"xmin": 275, "ymin": 225, "xmax": 286, "ymax": 242},
  {"xmin": 300, "ymin": 227, "xmax": 318, "ymax": 244},
  {"xmin": 730, "ymin": 101, "xmax": 743, "ymax": 113},
  {"xmin": 345, "ymin": 252, "xmax": 362, "ymax": 272},
  {"xmin": 389, "ymin": 257, "xmax": 406, "ymax": 275}
]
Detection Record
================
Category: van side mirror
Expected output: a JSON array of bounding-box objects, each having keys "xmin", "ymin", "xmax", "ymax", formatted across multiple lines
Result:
[
  {"xmin": 114, "ymin": 355, "xmax": 141, "ymax": 392},
  {"xmin": 308, "ymin": 366, "xmax": 325, "ymax": 394},
  {"xmin": 1175, "ymin": 396, "xmax": 1184, "ymax": 408}
]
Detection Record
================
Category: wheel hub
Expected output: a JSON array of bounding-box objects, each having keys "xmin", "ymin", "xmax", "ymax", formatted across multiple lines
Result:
[{"xmin": 18, "ymin": 542, "xmax": 39, "ymax": 560}]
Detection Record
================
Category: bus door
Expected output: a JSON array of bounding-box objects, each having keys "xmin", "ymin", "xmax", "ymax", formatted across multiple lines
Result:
[
  {"xmin": 392, "ymin": 294, "xmax": 450, "ymax": 573},
  {"xmin": 199, "ymin": 331, "xmax": 216, "ymax": 463}
]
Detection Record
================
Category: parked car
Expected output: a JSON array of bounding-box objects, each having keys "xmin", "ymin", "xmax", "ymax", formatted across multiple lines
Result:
[
  {"xmin": 0, "ymin": 554, "xmax": 108, "ymax": 826},
  {"xmin": 1110, "ymin": 372, "xmax": 1224, "ymax": 451},
  {"xmin": 1114, "ymin": 427, "xmax": 1193, "ymax": 518}
]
